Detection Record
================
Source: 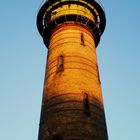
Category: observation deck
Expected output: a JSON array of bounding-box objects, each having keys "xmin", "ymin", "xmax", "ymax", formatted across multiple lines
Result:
[{"xmin": 37, "ymin": 0, "xmax": 106, "ymax": 46}]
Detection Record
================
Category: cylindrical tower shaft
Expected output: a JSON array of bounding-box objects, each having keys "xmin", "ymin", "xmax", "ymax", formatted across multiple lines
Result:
[{"xmin": 37, "ymin": 0, "xmax": 108, "ymax": 140}]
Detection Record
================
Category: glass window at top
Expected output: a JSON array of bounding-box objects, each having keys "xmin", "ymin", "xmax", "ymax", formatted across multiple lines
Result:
[{"xmin": 50, "ymin": 4, "xmax": 95, "ymax": 22}]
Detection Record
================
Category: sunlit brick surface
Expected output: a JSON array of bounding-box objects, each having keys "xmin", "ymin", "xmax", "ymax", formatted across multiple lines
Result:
[
  {"xmin": 38, "ymin": 25, "xmax": 108, "ymax": 140},
  {"xmin": 37, "ymin": 0, "xmax": 108, "ymax": 140}
]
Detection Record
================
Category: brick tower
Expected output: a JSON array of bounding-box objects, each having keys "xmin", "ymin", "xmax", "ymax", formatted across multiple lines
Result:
[{"xmin": 37, "ymin": 0, "xmax": 108, "ymax": 140}]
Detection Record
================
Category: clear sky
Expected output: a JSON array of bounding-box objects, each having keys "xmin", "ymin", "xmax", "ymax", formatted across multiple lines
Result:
[{"xmin": 0, "ymin": 0, "xmax": 140, "ymax": 140}]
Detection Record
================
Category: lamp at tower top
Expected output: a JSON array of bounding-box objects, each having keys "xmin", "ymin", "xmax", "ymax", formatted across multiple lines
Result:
[{"xmin": 37, "ymin": 0, "xmax": 106, "ymax": 46}]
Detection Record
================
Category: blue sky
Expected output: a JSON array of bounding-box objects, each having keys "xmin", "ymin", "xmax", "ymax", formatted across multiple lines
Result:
[{"xmin": 0, "ymin": 0, "xmax": 140, "ymax": 140}]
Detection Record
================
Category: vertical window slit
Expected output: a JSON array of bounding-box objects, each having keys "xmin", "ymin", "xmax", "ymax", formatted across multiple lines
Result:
[
  {"xmin": 81, "ymin": 33, "xmax": 85, "ymax": 46},
  {"xmin": 68, "ymin": 3, "xmax": 71, "ymax": 8},
  {"xmin": 83, "ymin": 93, "xmax": 90, "ymax": 116},
  {"xmin": 57, "ymin": 55, "xmax": 64, "ymax": 73}
]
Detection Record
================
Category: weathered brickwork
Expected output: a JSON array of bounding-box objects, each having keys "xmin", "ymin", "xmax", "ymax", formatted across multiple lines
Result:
[{"xmin": 37, "ymin": 0, "xmax": 107, "ymax": 140}]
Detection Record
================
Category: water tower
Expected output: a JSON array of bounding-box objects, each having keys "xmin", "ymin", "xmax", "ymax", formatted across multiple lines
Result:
[{"xmin": 37, "ymin": 0, "xmax": 108, "ymax": 139}]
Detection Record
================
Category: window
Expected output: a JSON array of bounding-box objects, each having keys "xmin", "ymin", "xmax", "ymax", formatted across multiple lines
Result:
[
  {"xmin": 68, "ymin": 3, "xmax": 71, "ymax": 8},
  {"xmin": 81, "ymin": 33, "xmax": 85, "ymax": 46},
  {"xmin": 57, "ymin": 55, "xmax": 64, "ymax": 72},
  {"xmin": 83, "ymin": 93, "xmax": 90, "ymax": 115}
]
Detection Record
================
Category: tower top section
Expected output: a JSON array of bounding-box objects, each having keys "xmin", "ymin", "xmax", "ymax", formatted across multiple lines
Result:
[{"xmin": 37, "ymin": 0, "xmax": 106, "ymax": 46}]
